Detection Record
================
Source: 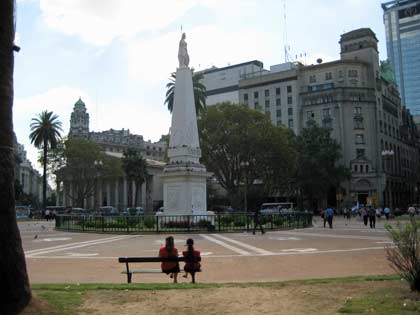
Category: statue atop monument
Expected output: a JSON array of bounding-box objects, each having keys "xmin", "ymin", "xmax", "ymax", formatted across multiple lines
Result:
[{"xmin": 178, "ymin": 33, "xmax": 190, "ymax": 68}]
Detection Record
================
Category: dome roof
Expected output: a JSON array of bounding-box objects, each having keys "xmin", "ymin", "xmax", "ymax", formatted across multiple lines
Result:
[{"xmin": 74, "ymin": 97, "xmax": 86, "ymax": 109}]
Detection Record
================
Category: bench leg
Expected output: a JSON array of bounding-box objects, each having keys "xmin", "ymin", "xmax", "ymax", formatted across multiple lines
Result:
[{"xmin": 127, "ymin": 273, "xmax": 132, "ymax": 284}]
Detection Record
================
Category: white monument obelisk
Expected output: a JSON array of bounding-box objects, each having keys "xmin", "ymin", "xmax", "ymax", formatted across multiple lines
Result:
[{"xmin": 162, "ymin": 33, "xmax": 209, "ymax": 215}]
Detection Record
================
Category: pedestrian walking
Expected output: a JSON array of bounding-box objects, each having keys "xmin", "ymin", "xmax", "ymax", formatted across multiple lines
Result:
[
  {"xmin": 252, "ymin": 208, "xmax": 265, "ymax": 235},
  {"xmin": 321, "ymin": 209, "xmax": 327, "ymax": 228},
  {"xmin": 326, "ymin": 206, "xmax": 334, "ymax": 229},
  {"xmin": 343, "ymin": 208, "xmax": 351, "ymax": 225},
  {"xmin": 361, "ymin": 207, "xmax": 368, "ymax": 226},
  {"xmin": 383, "ymin": 206, "xmax": 390, "ymax": 220},
  {"xmin": 368, "ymin": 206, "xmax": 376, "ymax": 228}
]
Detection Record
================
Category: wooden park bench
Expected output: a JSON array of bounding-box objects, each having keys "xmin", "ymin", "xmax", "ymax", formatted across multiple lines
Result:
[{"xmin": 118, "ymin": 256, "xmax": 202, "ymax": 283}]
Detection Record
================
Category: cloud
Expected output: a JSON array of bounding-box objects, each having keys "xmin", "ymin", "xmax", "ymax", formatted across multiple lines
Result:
[
  {"xmin": 14, "ymin": 86, "xmax": 171, "ymax": 171},
  {"xmin": 125, "ymin": 25, "xmax": 277, "ymax": 83},
  {"xmin": 38, "ymin": 0, "xmax": 197, "ymax": 46},
  {"xmin": 14, "ymin": 86, "xmax": 90, "ymax": 171}
]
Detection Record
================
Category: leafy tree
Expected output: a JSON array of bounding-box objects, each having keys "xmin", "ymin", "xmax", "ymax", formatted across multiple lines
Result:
[
  {"xmin": 0, "ymin": 0, "xmax": 31, "ymax": 312},
  {"xmin": 122, "ymin": 148, "xmax": 149, "ymax": 207},
  {"xmin": 164, "ymin": 69, "xmax": 206, "ymax": 114},
  {"xmin": 199, "ymin": 102, "xmax": 296, "ymax": 208},
  {"xmin": 29, "ymin": 110, "xmax": 63, "ymax": 209},
  {"xmin": 55, "ymin": 138, "xmax": 122, "ymax": 208},
  {"xmin": 294, "ymin": 124, "xmax": 349, "ymax": 209}
]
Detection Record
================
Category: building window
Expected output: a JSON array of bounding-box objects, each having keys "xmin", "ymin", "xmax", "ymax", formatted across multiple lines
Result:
[
  {"xmin": 276, "ymin": 120, "xmax": 282, "ymax": 126},
  {"xmin": 309, "ymin": 75, "xmax": 316, "ymax": 83},
  {"xmin": 355, "ymin": 134, "xmax": 365, "ymax": 144},
  {"xmin": 288, "ymin": 107, "xmax": 293, "ymax": 116},
  {"xmin": 366, "ymin": 165, "xmax": 369, "ymax": 173},
  {"xmin": 265, "ymin": 100, "xmax": 270, "ymax": 108},
  {"xmin": 264, "ymin": 89, "xmax": 270, "ymax": 97},
  {"xmin": 276, "ymin": 98, "xmax": 281, "ymax": 106},
  {"xmin": 287, "ymin": 96, "xmax": 293, "ymax": 105},
  {"xmin": 307, "ymin": 111, "xmax": 314, "ymax": 120},
  {"xmin": 254, "ymin": 102, "xmax": 260, "ymax": 110},
  {"xmin": 276, "ymin": 110, "xmax": 282, "ymax": 117},
  {"xmin": 287, "ymin": 85, "xmax": 292, "ymax": 93},
  {"xmin": 288, "ymin": 119, "xmax": 294, "ymax": 128},
  {"xmin": 323, "ymin": 108, "xmax": 330, "ymax": 117},
  {"xmin": 348, "ymin": 69, "xmax": 358, "ymax": 77},
  {"xmin": 356, "ymin": 148, "xmax": 365, "ymax": 157},
  {"xmin": 325, "ymin": 72, "xmax": 332, "ymax": 80},
  {"xmin": 354, "ymin": 106, "xmax": 362, "ymax": 114},
  {"xmin": 354, "ymin": 165, "xmax": 358, "ymax": 172},
  {"xmin": 254, "ymin": 91, "xmax": 259, "ymax": 99},
  {"xmin": 244, "ymin": 93, "xmax": 248, "ymax": 101},
  {"xmin": 276, "ymin": 87, "xmax": 281, "ymax": 95},
  {"xmin": 338, "ymin": 70, "xmax": 343, "ymax": 78}
]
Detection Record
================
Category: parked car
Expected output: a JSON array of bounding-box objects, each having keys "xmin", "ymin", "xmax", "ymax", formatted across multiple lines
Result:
[{"xmin": 99, "ymin": 206, "xmax": 118, "ymax": 216}]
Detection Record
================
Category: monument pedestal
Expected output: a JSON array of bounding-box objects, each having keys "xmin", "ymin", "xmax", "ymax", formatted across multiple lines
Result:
[{"xmin": 162, "ymin": 165, "xmax": 209, "ymax": 215}]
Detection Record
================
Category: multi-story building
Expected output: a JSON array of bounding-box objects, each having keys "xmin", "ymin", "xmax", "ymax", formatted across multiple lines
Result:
[
  {"xmin": 199, "ymin": 60, "xmax": 266, "ymax": 105},
  {"xmin": 69, "ymin": 98, "xmax": 166, "ymax": 160},
  {"xmin": 211, "ymin": 28, "xmax": 419, "ymax": 209},
  {"xmin": 58, "ymin": 99, "xmax": 167, "ymax": 211},
  {"xmin": 13, "ymin": 134, "xmax": 49, "ymax": 203},
  {"xmin": 382, "ymin": 0, "xmax": 420, "ymax": 114}
]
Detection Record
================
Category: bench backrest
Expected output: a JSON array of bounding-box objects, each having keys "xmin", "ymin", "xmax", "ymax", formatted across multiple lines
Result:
[{"xmin": 118, "ymin": 256, "xmax": 201, "ymax": 263}]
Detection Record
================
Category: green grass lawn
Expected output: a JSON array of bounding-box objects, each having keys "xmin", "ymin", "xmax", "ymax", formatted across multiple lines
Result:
[{"xmin": 26, "ymin": 275, "xmax": 420, "ymax": 315}]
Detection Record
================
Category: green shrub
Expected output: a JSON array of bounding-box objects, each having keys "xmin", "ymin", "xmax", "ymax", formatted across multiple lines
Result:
[
  {"xmin": 143, "ymin": 216, "xmax": 156, "ymax": 229},
  {"xmin": 385, "ymin": 217, "xmax": 420, "ymax": 292}
]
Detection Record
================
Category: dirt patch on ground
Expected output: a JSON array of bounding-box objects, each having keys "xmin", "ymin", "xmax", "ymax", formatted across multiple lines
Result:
[
  {"xmin": 80, "ymin": 281, "xmax": 403, "ymax": 315},
  {"xmin": 19, "ymin": 297, "xmax": 55, "ymax": 315}
]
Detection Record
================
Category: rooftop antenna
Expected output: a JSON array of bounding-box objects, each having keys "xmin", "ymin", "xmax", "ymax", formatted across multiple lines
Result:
[{"xmin": 283, "ymin": 0, "xmax": 293, "ymax": 63}]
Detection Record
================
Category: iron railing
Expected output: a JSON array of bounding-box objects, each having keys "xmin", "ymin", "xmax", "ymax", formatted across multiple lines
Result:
[{"xmin": 55, "ymin": 212, "xmax": 313, "ymax": 233}]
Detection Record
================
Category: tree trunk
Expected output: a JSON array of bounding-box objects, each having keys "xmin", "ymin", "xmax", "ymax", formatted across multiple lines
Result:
[
  {"xmin": 42, "ymin": 136, "xmax": 47, "ymax": 210},
  {"xmin": 0, "ymin": 0, "xmax": 32, "ymax": 313}
]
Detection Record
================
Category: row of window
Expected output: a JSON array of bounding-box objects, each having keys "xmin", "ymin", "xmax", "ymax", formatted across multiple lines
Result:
[
  {"xmin": 253, "ymin": 96, "xmax": 293, "ymax": 108},
  {"xmin": 308, "ymin": 69, "xmax": 359, "ymax": 83},
  {"xmin": 354, "ymin": 164, "xmax": 369, "ymax": 173},
  {"xmin": 243, "ymin": 85, "xmax": 293, "ymax": 101}
]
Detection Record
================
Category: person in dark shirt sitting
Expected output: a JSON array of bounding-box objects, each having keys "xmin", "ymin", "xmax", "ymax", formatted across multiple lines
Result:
[
  {"xmin": 159, "ymin": 236, "xmax": 180, "ymax": 283},
  {"xmin": 182, "ymin": 238, "xmax": 201, "ymax": 283}
]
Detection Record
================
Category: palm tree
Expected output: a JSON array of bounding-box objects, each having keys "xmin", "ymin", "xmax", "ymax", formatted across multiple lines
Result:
[
  {"xmin": 29, "ymin": 111, "xmax": 63, "ymax": 210},
  {"xmin": 0, "ymin": 0, "xmax": 32, "ymax": 313},
  {"xmin": 122, "ymin": 149, "xmax": 149, "ymax": 208},
  {"xmin": 164, "ymin": 69, "xmax": 207, "ymax": 114}
]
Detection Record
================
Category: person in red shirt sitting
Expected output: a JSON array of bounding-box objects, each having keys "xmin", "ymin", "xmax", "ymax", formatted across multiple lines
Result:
[
  {"xmin": 182, "ymin": 238, "xmax": 201, "ymax": 283},
  {"xmin": 159, "ymin": 236, "xmax": 180, "ymax": 283}
]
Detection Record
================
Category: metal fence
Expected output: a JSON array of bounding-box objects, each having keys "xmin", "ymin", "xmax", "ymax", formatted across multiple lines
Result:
[{"xmin": 55, "ymin": 212, "xmax": 313, "ymax": 233}]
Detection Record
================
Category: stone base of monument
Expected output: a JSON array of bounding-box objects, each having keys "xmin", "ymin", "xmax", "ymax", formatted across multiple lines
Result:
[{"xmin": 162, "ymin": 162, "xmax": 211, "ymax": 216}]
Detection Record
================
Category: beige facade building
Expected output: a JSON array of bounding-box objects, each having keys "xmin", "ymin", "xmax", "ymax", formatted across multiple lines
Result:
[{"xmin": 212, "ymin": 28, "xmax": 419, "ymax": 209}]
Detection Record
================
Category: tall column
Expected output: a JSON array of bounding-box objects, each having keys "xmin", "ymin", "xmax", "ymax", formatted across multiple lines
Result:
[
  {"xmin": 141, "ymin": 181, "xmax": 146, "ymax": 208},
  {"xmin": 123, "ymin": 178, "xmax": 128, "ymax": 208},
  {"xmin": 115, "ymin": 180, "xmax": 119, "ymax": 210},
  {"xmin": 106, "ymin": 182, "xmax": 111, "ymax": 206},
  {"xmin": 56, "ymin": 182, "xmax": 61, "ymax": 206},
  {"xmin": 69, "ymin": 183, "xmax": 73, "ymax": 207},
  {"xmin": 132, "ymin": 181, "xmax": 136, "ymax": 206},
  {"xmin": 62, "ymin": 183, "xmax": 66, "ymax": 207},
  {"xmin": 98, "ymin": 180, "xmax": 103, "ymax": 207}
]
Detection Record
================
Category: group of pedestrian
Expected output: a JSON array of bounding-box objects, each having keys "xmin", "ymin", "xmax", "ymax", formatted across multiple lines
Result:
[{"xmin": 159, "ymin": 236, "xmax": 201, "ymax": 283}]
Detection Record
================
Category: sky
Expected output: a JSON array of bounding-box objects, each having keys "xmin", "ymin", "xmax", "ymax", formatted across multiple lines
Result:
[{"xmin": 14, "ymin": 0, "xmax": 388, "ymax": 171}]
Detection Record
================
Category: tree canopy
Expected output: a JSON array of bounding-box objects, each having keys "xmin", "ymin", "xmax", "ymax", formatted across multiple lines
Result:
[
  {"xmin": 294, "ymin": 124, "xmax": 349, "ymax": 206},
  {"xmin": 164, "ymin": 69, "xmax": 206, "ymax": 114},
  {"xmin": 29, "ymin": 110, "xmax": 63, "ymax": 209},
  {"xmin": 122, "ymin": 148, "xmax": 149, "ymax": 207},
  {"xmin": 198, "ymin": 102, "xmax": 296, "ymax": 208},
  {"xmin": 54, "ymin": 138, "xmax": 122, "ymax": 208}
]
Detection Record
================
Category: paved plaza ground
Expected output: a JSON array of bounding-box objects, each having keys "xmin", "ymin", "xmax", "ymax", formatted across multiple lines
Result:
[{"xmin": 20, "ymin": 216, "xmax": 395, "ymax": 284}]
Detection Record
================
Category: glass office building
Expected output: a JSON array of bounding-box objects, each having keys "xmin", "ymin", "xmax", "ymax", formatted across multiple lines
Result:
[{"xmin": 382, "ymin": 0, "xmax": 420, "ymax": 114}]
